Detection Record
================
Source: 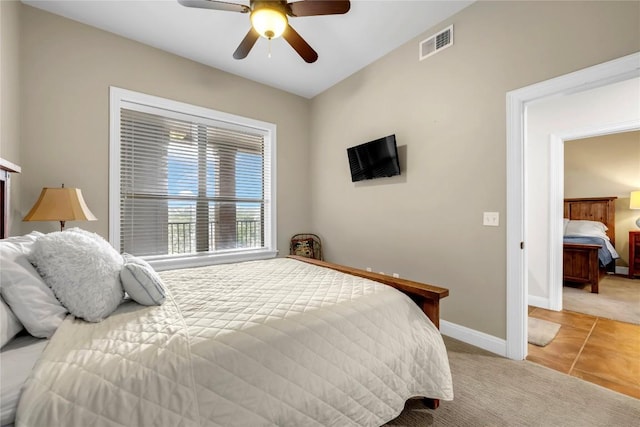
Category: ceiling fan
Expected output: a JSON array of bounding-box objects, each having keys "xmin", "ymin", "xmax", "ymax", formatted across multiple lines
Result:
[{"xmin": 178, "ymin": 0, "xmax": 351, "ymax": 63}]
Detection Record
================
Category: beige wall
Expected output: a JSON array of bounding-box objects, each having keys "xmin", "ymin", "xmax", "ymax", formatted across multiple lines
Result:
[
  {"xmin": 309, "ymin": 1, "xmax": 640, "ymax": 338},
  {"xmin": 0, "ymin": 0, "xmax": 22, "ymax": 236},
  {"xmin": 565, "ymin": 131, "xmax": 640, "ymax": 266},
  {"xmin": 16, "ymin": 4, "xmax": 311, "ymax": 255}
]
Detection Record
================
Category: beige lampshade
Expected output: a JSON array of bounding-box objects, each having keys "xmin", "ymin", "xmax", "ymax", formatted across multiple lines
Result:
[
  {"xmin": 24, "ymin": 186, "xmax": 97, "ymax": 230},
  {"xmin": 630, "ymin": 191, "xmax": 640, "ymax": 210}
]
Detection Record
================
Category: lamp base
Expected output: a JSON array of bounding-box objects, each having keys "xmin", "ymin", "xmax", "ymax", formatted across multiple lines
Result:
[{"xmin": 637, "ymin": 216, "xmax": 640, "ymax": 228}]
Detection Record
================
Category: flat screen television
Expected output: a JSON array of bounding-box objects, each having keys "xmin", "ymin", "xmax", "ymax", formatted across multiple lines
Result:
[{"xmin": 347, "ymin": 134, "xmax": 400, "ymax": 182}]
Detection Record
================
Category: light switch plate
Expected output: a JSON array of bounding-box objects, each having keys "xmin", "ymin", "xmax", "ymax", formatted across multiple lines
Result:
[{"xmin": 483, "ymin": 212, "xmax": 500, "ymax": 226}]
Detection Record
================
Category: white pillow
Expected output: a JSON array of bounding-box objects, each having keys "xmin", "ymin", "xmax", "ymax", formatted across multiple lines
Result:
[
  {"xmin": 0, "ymin": 297, "xmax": 22, "ymax": 348},
  {"xmin": 563, "ymin": 218, "xmax": 570, "ymax": 235},
  {"xmin": 564, "ymin": 220, "xmax": 609, "ymax": 240},
  {"xmin": 28, "ymin": 230, "xmax": 125, "ymax": 323},
  {"xmin": 120, "ymin": 254, "xmax": 166, "ymax": 306},
  {"xmin": 0, "ymin": 232, "xmax": 67, "ymax": 338}
]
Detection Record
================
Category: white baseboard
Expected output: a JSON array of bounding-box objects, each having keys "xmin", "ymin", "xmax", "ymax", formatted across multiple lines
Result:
[
  {"xmin": 527, "ymin": 295, "xmax": 550, "ymax": 309},
  {"xmin": 440, "ymin": 320, "xmax": 507, "ymax": 357},
  {"xmin": 528, "ymin": 267, "xmax": 629, "ymax": 310},
  {"xmin": 616, "ymin": 266, "xmax": 629, "ymax": 275}
]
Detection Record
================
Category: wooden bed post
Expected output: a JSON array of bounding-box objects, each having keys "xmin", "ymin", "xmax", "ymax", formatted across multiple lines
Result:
[{"xmin": 563, "ymin": 197, "xmax": 617, "ymax": 294}]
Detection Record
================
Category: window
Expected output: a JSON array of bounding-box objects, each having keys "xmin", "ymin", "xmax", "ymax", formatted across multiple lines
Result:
[{"xmin": 109, "ymin": 88, "xmax": 276, "ymax": 270}]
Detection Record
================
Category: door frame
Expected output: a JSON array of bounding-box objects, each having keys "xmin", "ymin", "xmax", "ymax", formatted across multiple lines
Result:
[{"xmin": 505, "ymin": 52, "xmax": 640, "ymax": 360}]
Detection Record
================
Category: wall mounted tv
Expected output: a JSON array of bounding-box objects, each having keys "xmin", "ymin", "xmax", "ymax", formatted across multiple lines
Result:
[{"xmin": 347, "ymin": 134, "xmax": 400, "ymax": 182}]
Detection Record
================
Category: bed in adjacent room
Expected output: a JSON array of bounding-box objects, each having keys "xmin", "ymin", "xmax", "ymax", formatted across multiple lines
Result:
[
  {"xmin": 0, "ymin": 158, "xmax": 453, "ymax": 427},
  {"xmin": 563, "ymin": 197, "xmax": 619, "ymax": 293}
]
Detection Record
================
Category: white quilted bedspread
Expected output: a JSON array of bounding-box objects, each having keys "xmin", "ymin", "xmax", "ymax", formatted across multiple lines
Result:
[{"xmin": 16, "ymin": 258, "xmax": 453, "ymax": 427}]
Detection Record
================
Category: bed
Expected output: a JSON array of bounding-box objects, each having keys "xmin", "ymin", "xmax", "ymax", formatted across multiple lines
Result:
[
  {"xmin": 563, "ymin": 197, "xmax": 619, "ymax": 293},
  {"xmin": 0, "ymin": 158, "xmax": 453, "ymax": 427}
]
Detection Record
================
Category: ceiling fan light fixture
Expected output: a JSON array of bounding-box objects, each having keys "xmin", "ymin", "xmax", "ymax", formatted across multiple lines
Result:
[
  {"xmin": 179, "ymin": 0, "xmax": 351, "ymax": 62},
  {"xmin": 250, "ymin": 8, "xmax": 287, "ymax": 39}
]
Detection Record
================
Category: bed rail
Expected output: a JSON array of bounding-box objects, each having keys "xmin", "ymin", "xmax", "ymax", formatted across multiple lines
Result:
[{"xmin": 287, "ymin": 255, "xmax": 449, "ymax": 329}]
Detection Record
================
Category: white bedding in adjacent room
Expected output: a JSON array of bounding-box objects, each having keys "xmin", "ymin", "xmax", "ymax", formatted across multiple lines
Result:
[
  {"xmin": 16, "ymin": 258, "xmax": 453, "ymax": 427},
  {"xmin": 564, "ymin": 219, "xmax": 620, "ymax": 260}
]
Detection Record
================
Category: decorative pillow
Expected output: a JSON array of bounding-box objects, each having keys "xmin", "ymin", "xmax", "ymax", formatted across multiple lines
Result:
[
  {"xmin": 0, "ymin": 232, "xmax": 67, "ymax": 338},
  {"xmin": 564, "ymin": 220, "xmax": 609, "ymax": 240},
  {"xmin": 120, "ymin": 254, "xmax": 166, "ymax": 306},
  {"xmin": 291, "ymin": 237, "xmax": 315, "ymax": 259},
  {"xmin": 0, "ymin": 297, "xmax": 23, "ymax": 348},
  {"xmin": 28, "ymin": 230, "xmax": 125, "ymax": 323},
  {"xmin": 64, "ymin": 227, "xmax": 109, "ymax": 243}
]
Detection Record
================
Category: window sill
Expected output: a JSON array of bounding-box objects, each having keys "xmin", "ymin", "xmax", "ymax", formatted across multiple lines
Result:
[{"xmin": 147, "ymin": 249, "xmax": 279, "ymax": 272}]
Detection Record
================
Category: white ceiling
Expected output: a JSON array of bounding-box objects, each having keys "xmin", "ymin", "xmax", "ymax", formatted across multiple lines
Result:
[{"xmin": 22, "ymin": 0, "xmax": 474, "ymax": 98}]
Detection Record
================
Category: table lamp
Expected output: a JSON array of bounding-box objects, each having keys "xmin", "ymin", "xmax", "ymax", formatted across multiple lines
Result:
[{"xmin": 23, "ymin": 184, "xmax": 97, "ymax": 231}]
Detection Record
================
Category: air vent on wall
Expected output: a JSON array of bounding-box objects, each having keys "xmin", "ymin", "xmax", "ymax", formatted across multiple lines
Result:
[{"xmin": 419, "ymin": 25, "xmax": 453, "ymax": 61}]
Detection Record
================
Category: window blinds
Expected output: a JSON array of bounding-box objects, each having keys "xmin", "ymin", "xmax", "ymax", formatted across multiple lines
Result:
[{"xmin": 119, "ymin": 107, "xmax": 266, "ymax": 257}]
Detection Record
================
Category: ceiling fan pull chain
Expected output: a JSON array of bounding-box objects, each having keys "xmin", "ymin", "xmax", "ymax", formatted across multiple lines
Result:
[{"xmin": 268, "ymin": 38, "xmax": 272, "ymax": 59}]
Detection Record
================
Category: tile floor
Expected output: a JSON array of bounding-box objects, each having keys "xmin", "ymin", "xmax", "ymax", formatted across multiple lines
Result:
[{"xmin": 527, "ymin": 306, "xmax": 640, "ymax": 399}]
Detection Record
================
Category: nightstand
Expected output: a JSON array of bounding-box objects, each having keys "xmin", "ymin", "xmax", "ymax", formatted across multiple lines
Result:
[{"xmin": 630, "ymin": 231, "xmax": 640, "ymax": 278}]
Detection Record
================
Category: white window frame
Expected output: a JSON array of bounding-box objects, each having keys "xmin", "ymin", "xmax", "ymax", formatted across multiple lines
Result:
[{"xmin": 109, "ymin": 87, "xmax": 277, "ymax": 271}]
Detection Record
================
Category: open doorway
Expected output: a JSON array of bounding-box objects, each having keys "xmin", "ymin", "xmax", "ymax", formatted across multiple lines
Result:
[
  {"xmin": 505, "ymin": 52, "xmax": 640, "ymax": 361},
  {"xmin": 525, "ymin": 80, "xmax": 639, "ymax": 314},
  {"xmin": 528, "ymin": 129, "xmax": 640, "ymax": 398},
  {"xmin": 561, "ymin": 131, "xmax": 640, "ymax": 324},
  {"xmin": 507, "ymin": 55, "xmax": 640, "ymax": 398},
  {"xmin": 527, "ymin": 127, "xmax": 639, "ymax": 397}
]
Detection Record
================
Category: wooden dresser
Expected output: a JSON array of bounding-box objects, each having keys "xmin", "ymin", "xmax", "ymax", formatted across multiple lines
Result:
[{"xmin": 630, "ymin": 230, "xmax": 640, "ymax": 278}]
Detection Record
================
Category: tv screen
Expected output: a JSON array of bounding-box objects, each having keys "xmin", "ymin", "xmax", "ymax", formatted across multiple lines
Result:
[{"xmin": 347, "ymin": 134, "xmax": 400, "ymax": 182}]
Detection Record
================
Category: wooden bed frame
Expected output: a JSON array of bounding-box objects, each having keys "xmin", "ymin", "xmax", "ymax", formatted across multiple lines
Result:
[{"xmin": 563, "ymin": 197, "xmax": 617, "ymax": 293}]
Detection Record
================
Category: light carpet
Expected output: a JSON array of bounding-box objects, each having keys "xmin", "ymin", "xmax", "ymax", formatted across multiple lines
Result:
[
  {"xmin": 564, "ymin": 275, "xmax": 640, "ymax": 325},
  {"xmin": 385, "ymin": 336, "xmax": 640, "ymax": 426},
  {"xmin": 527, "ymin": 317, "xmax": 561, "ymax": 346}
]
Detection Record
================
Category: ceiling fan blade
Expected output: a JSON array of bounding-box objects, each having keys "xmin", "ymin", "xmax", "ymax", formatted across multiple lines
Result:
[
  {"xmin": 282, "ymin": 25, "xmax": 318, "ymax": 63},
  {"xmin": 287, "ymin": 0, "xmax": 350, "ymax": 17},
  {"xmin": 177, "ymin": 0, "xmax": 250, "ymax": 13},
  {"xmin": 233, "ymin": 28, "xmax": 260, "ymax": 59}
]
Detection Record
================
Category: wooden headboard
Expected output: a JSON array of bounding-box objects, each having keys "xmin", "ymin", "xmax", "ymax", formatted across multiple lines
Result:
[
  {"xmin": 564, "ymin": 197, "xmax": 617, "ymax": 245},
  {"xmin": 0, "ymin": 157, "xmax": 21, "ymax": 239}
]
